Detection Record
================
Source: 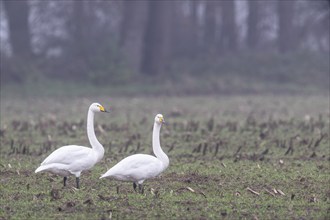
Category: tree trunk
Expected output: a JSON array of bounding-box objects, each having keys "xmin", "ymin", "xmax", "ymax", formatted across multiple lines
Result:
[
  {"xmin": 120, "ymin": 0, "xmax": 148, "ymax": 72},
  {"xmin": 140, "ymin": 1, "xmax": 172, "ymax": 75},
  {"xmin": 3, "ymin": 0, "xmax": 32, "ymax": 59},
  {"xmin": 191, "ymin": 0, "xmax": 199, "ymax": 53},
  {"xmin": 247, "ymin": 0, "xmax": 259, "ymax": 50},
  {"xmin": 204, "ymin": 0, "xmax": 216, "ymax": 53},
  {"xmin": 277, "ymin": 0, "xmax": 295, "ymax": 53},
  {"xmin": 67, "ymin": 0, "xmax": 93, "ymax": 79},
  {"xmin": 72, "ymin": 0, "xmax": 86, "ymax": 57},
  {"xmin": 219, "ymin": 0, "xmax": 237, "ymax": 53}
]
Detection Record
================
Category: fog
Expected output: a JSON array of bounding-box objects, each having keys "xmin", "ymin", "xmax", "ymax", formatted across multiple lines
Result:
[{"xmin": 0, "ymin": 0, "xmax": 329, "ymax": 95}]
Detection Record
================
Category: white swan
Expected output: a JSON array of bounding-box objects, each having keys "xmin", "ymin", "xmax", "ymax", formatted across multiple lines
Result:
[
  {"xmin": 35, "ymin": 103, "xmax": 108, "ymax": 188},
  {"xmin": 100, "ymin": 114, "xmax": 169, "ymax": 193}
]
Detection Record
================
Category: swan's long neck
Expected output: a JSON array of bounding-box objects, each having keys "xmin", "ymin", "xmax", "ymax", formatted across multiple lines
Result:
[
  {"xmin": 153, "ymin": 122, "xmax": 169, "ymax": 169},
  {"xmin": 87, "ymin": 109, "xmax": 104, "ymax": 161}
]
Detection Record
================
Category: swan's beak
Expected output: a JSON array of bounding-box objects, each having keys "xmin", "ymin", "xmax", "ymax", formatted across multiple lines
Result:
[
  {"xmin": 160, "ymin": 118, "xmax": 165, "ymax": 124},
  {"xmin": 99, "ymin": 105, "xmax": 109, "ymax": 113}
]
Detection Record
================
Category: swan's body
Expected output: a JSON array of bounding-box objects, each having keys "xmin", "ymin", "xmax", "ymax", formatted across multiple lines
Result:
[
  {"xmin": 100, "ymin": 114, "xmax": 169, "ymax": 192},
  {"xmin": 35, "ymin": 145, "xmax": 101, "ymax": 176},
  {"xmin": 100, "ymin": 154, "xmax": 166, "ymax": 183},
  {"xmin": 35, "ymin": 103, "xmax": 108, "ymax": 188}
]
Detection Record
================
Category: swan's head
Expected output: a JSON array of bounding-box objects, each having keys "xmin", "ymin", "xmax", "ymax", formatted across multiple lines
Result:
[
  {"xmin": 90, "ymin": 103, "xmax": 108, "ymax": 113},
  {"xmin": 155, "ymin": 114, "xmax": 165, "ymax": 124}
]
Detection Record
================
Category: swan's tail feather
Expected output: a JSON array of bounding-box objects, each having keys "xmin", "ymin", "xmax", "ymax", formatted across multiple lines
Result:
[
  {"xmin": 35, "ymin": 166, "xmax": 45, "ymax": 173},
  {"xmin": 99, "ymin": 173, "xmax": 106, "ymax": 179},
  {"xmin": 100, "ymin": 171, "xmax": 113, "ymax": 179},
  {"xmin": 35, "ymin": 164, "xmax": 54, "ymax": 173}
]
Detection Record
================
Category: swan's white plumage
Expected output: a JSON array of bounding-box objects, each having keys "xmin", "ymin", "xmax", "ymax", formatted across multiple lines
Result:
[
  {"xmin": 35, "ymin": 145, "xmax": 97, "ymax": 176},
  {"xmin": 35, "ymin": 103, "xmax": 108, "ymax": 187},
  {"xmin": 100, "ymin": 154, "xmax": 165, "ymax": 184},
  {"xmin": 100, "ymin": 114, "xmax": 169, "ymax": 187}
]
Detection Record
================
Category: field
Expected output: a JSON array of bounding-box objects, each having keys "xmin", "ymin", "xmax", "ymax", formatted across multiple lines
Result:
[{"xmin": 0, "ymin": 94, "xmax": 329, "ymax": 219}]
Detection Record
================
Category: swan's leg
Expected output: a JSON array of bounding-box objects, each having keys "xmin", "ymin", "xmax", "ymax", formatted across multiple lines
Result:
[
  {"xmin": 63, "ymin": 177, "xmax": 67, "ymax": 186},
  {"xmin": 138, "ymin": 184, "xmax": 144, "ymax": 194},
  {"xmin": 76, "ymin": 177, "xmax": 80, "ymax": 189},
  {"xmin": 133, "ymin": 182, "xmax": 137, "ymax": 192}
]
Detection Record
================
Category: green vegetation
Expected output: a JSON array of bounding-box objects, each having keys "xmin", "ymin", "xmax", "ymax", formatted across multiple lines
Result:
[{"xmin": 0, "ymin": 94, "xmax": 329, "ymax": 219}]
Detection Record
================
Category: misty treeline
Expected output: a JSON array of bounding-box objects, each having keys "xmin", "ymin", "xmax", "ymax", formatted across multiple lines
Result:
[{"xmin": 0, "ymin": 0, "xmax": 329, "ymax": 84}]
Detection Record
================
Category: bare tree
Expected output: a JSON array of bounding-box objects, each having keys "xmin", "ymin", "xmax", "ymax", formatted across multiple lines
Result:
[
  {"xmin": 61, "ymin": 0, "xmax": 90, "ymax": 79},
  {"xmin": 219, "ymin": 0, "xmax": 237, "ymax": 53},
  {"xmin": 120, "ymin": 0, "xmax": 148, "ymax": 72},
  {"xmin": 204, "ymin": 0, "xmax": 216, "ymax": 53},
  {"xmin": 141, "ymin": 1, "xmax": 172, "ymax": 75},
  {"xmin": 190, "ymin": 0, "xmax": 199, "ymax": 53},
  {"xmin": 171, "ymin": 1, "xmax": 199, "ymax": 58},
  {"xmin": 277, "ymin": 0, "xmax": 295, "ymax": 53},
  {"xmin": 72, "ymin": 0, "xmax": 86, "ymax": 56},
  {"xmin": 3, "ymin": 0, "xmax": 32, "ymax": 59},
  {"xmin": 247, "ymin": 0, "xmax": 260, "ymax": 50}
]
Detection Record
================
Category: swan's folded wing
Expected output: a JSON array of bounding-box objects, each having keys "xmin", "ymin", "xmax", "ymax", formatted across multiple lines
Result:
[
  {"xmin": 102, "ymin": 154, "xmax": 162, "ymax": 180},
  {"xmin": 120, "ymin": 154, "xmax": 158, "ymax": 169},
  {"xmin": 41, "ymin": 145, "xmax": 91, "ymax": 166}
]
